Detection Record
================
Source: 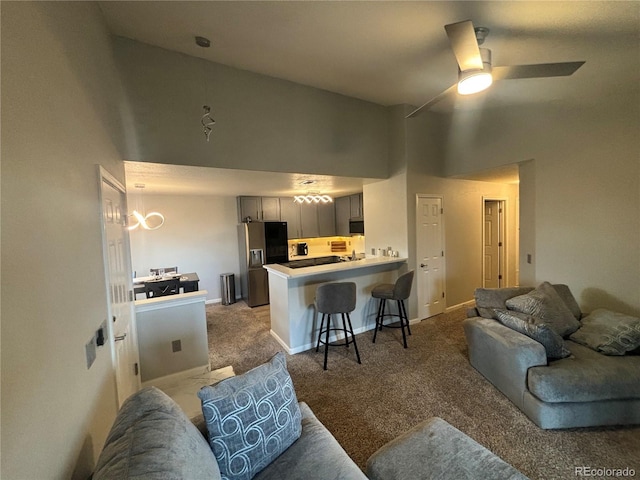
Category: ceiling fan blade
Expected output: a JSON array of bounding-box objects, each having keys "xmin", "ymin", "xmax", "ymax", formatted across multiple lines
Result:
[
  {"xmin": 493, "ymin": 61, "xmax": 585, "ymax": 81},
  {"xmin": 406, "ymin": 84, "xmax": 457, "ymax": 118},
  {"xmin": 445, "ymin": 20, "xmax": 484, "ymax": 71}
]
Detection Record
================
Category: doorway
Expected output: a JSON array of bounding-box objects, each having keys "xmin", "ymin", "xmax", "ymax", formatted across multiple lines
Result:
[
  {"xmin": 483, "ymin": 198, "xmax": 506, "ymax": 288},
  {"xmin": 416, "ymin": 195, "xmax": 445, "ymax": 319}
]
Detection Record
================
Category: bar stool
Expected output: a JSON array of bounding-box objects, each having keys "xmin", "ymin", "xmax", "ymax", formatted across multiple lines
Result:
[
  {"xmin": 371, "ymin": 270, "xmax": 415, "ymax": 348},
  {"xmin": 315, "ymin": 282, "xmax": 361, "ymax": 370}
]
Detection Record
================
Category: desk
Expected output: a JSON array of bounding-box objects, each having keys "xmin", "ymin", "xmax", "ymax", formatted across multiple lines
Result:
[{"xmin": 133, "ymin": 272, "xmax": 200, "ymax": 297}]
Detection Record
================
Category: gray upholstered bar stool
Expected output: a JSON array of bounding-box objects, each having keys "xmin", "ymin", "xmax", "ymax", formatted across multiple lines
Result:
[
  {"xmin": 315, "ymin": 282, "xmax": 361, "ymax": 370},
  {"xmin": 371, "ymin": 270, "xmax": 415, "ymax": 348}
]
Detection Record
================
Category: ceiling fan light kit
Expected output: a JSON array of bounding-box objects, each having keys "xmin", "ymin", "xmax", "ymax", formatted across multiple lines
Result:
[{"xmin": 458, "ymin": 47, "xmax": 492, "ymax": 95}]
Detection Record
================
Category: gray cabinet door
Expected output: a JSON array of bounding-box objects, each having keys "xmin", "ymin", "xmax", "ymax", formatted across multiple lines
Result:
[
  {"xmin": 261, "ymin": 197, "xmax": 281, "ymax": 221},
  {"xmin": 318, "ymin": 202, "xmax": 336, "ymax": 237},
  {"xmin": 300, "ymin": 203, "xmax": 319, "ymax": 238},
  {"xmin": 280, "ymin": 198, "xmax": 301, "ymax": 239},
  {"xmin": 335, "ymin": 196, "xmax": 350, "ymax": 236},
  {"xmin": 350, "ymin": 193, "xmax": 363, "ymax": 219},
  {"xmin": 239, "ymin": 196, "xmax": 262, "ymax": 222}
]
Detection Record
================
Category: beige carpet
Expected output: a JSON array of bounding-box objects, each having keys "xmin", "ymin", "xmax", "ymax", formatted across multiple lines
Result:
[{"xmin": 206, "ymin": 301, "xmax": 640, "ymax": 479}]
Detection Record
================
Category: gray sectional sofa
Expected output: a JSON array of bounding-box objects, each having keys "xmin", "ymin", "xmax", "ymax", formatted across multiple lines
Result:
[
  {"xmin": 93, "ymin": 370, "xmax": 527, "ymax": 479},
  {"xmin": 463, "ymin": 284, "xmax": 640, "ymax": 429}
]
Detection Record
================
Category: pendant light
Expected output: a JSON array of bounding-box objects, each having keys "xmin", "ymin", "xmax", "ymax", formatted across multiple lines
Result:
[
  {"xmin": 196, "ymin": 35, "xmax": 216, "ymax": 142},
  {"xmin": 127, "ymin": 184, "xmax": 165, "ymax": 231}
]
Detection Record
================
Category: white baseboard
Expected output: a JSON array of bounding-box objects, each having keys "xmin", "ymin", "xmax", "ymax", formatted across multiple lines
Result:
[{"xmin": 446, "ymin": 299, "xmax": 475, "ymax": 313}]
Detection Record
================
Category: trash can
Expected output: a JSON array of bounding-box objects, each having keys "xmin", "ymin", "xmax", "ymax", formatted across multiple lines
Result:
[{"xmin": 220, "ymin": 273, "xmax": 236, "ymax": 305}]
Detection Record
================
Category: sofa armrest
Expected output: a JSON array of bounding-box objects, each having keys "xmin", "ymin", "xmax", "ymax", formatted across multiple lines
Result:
[
  {"xmin": 463, "ymin": 317, "xmax": 548, "ymax": 410},
  {"xmin": 366, "ymin": 417, "xmax": 528, "ymax": 480}
]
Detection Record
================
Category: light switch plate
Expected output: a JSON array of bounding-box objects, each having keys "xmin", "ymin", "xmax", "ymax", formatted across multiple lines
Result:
[{"xmin": 85, "ymin": 336, "xmax": 96, "ymax": 369}]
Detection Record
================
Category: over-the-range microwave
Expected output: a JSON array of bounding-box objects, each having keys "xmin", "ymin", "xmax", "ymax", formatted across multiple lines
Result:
[{"xmin": 349, "ymin": 219, "xmax": 364, "ymax": 235}]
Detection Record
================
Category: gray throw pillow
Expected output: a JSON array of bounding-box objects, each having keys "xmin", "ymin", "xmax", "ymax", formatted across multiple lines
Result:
[
  {"xmin": 495, "ymin": 309, "xmax": 571, "ymax": 359},
  {"xmin": 198, "ymin": 352, "xmax": 302, "ymax": 480},
  {"xmin": 505, "ymin": 281, "xmax": 581, "ymax": 337},
  {"xmin": 474, "ymin": 286, "xmax": 534, "ymax": 319},
  {"xmin": 569, "ymin": 309, "xmax": 640, "ymax": 355}
]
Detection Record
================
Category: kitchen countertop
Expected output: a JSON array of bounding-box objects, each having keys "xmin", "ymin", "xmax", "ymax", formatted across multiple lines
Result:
[{"xmin": 263, "ymin": 256, "xmax": 407, "ymax": 279}]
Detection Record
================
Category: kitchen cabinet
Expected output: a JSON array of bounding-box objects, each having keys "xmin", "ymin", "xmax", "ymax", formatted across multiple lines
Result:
[
  {"xmin": 238, "ymin": 196, "xmax": 261, "ymax": 223},
  {"xmin": 280, "ymin": 197, "xmax": 301, "ymax": 239},
  {"xmin": 279, "ymin": 198, "xmax": 335, "ymax": 239},
  {"xmin": 238, "ymin": 196, "xmax": 281, "ymax": 222},
  {"xmin": 299, "ymin": 203, "xmax": 319, "ymax": 238},
  {"xmin": 335, "ymin": 196, "xmax": 351, "ymax": 236},
  {"xmin": 261, "ymin": 197, "xmax": 281, "ymax": 221},
  {"xmin": 318, "ymin": 202, "xmax": 336, "ymax": 237},
  {"xmin": 350, "ymin": 193, "xmax": 363, "ymax": 219}
]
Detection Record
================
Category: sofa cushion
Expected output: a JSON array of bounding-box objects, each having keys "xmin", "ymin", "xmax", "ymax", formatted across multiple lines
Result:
[
  {"xmin": 474, "ymin": 286, "xmax": 534, "ymax": 319},
  {"xmin": 93, "ymin": 386, "xmax": 221, "ymax": 480},
  {"xmin": 495, "ymin": 309, "xmax": 571, "ymax": 359},
  {"xmin": 254, "ymin": 402, "xmax": 367, "ymax": 480},
  {"xmin": 198, "ymin": 352, "xmax": 302, "ymax": 480},
  {"xmin": 527, "ymin": 341, "xmax": 640, "ymax": 403},
  {"xmin": 569, "ymin": 309, "xmax": 640, "ymax": 355},
  {"xmin": 506, "ymin": 282, "xmax": 581, "ymax": 337}
]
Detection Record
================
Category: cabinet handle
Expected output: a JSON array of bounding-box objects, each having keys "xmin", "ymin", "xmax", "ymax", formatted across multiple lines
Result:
[
  {"xmin": 420, "ymin": 263, "xmax": 428, "ymax": 268},
  {"xmin": 114, "ymin": 333, "xmax": 127, "ymax": 342}
]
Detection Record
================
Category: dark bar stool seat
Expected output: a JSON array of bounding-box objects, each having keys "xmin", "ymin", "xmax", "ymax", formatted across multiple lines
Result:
[
  {"xmin": 371, "ymin": 270, "xmax": 415, "ymax": 348},
  {"xmin": 315, "ymin": 282, "xmax": 361, "ymax": 370}
]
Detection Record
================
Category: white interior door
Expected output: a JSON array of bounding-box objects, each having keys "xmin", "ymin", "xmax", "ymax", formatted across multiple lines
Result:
[
  {"xmin": 99, "ymin": 168, "xmax": 140, "ymax": 406},
  {"xmin": 483, "ymin": 199, "xmax": 504, "ymax": 288},
  {"xmin": 416, "ymin": 196, "xmax": 445, "ymax": 319}
]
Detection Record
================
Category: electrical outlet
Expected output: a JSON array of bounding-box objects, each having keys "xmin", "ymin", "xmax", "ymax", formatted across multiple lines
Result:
[
  {"xmin": 85, "ymin": 336, "xmax": 97, "ymax": 369},
  {"xmin": 172, "ymin": 339, "xmax": 182, "ymax": 352}
]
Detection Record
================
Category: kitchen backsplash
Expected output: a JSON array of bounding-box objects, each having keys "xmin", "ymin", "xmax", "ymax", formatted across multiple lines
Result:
[{"xmin": 288, "ymin": 235, "xmax": 365, "ymax": 259}]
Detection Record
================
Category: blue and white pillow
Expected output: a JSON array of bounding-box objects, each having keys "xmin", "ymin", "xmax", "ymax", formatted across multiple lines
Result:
[{"xmin": 198, "ymin": 352, "xmax": 302, "ymax": 480}]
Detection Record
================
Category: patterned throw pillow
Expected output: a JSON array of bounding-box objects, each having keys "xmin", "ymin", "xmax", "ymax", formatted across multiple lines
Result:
[
  {"xmin": 198, "ymin": 352, "xmax": 302, "ymax": 480},
  {"xmin": 495, "ymin": 309, "xmax": 571, "ymax": 359},
  {"xmin": 569, "ymin": 309, "xmax": 640, "ymax": 355},
  {"xmin": 505, "ymin": 281, "xmax": 581, "ymax": 337}
]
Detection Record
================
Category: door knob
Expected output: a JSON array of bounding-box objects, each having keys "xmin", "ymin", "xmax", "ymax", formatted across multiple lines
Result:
[{"xmin": 114, "ymin": 333, "xmax": 127, "ymax": 342}]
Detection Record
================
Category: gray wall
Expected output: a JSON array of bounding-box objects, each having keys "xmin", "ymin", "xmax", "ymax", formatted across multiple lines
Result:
[
  {"xmin": 113, "ymin": 37, "xmax": 389, "ymax": 179},
  {"xmin": 1, "ymin": 3, "xmax": 130, "ymax": 479}
]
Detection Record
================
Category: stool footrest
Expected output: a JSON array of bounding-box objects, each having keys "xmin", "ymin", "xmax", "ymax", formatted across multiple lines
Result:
[{"xmin": 317, "ymin": 328, "xmax": 357, "ymax": 347}]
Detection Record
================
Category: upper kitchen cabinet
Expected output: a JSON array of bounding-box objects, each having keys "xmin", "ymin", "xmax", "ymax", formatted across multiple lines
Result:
[
  {"xmin": 335, "ymin": 196, "xmax": 351, "ymax": 236},
  {"xmin": 280, "ymin": 198, "xmax": 301, "ymax": 239},
  {"xmin": 261, "ymin": 197, "xmax": 281, "ymax": 221},
  {"xmin": 350, "ymin": 193, "xmax": 364, "ymax": 219},
  {"xmin": 317, "ymin": 202, "xmax": 336, "ymax": 237},
  {"xmin": 335, "ymin": 193, "xmax": 363, "ymax": 235},
  {"xmin": 299, "ymin": 203, "xmax": 319, "ymax": 238},
  {"xmin": 279, "ymin": 198, "xmax": 336, "ymax": 239},
  {"xmin": 238, "ymin": 196, "xmax": 281, "ymax": 223}
]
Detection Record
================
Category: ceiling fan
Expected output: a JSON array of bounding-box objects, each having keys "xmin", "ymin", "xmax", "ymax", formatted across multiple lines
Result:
[{"xmin": 406, "ymin": 20, "xmax": 585, "ymax": 118}]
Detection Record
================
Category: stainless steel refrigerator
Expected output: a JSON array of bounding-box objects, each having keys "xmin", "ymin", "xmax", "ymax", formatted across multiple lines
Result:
[{"xmin": 238, "ymin": 221, "xmax": 288, "ymax": 307}]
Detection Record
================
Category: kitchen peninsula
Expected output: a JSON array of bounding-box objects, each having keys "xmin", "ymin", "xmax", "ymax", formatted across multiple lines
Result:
[{"xmin": 263, "ymin": 256, "xmax": 408, "ymax": 354}]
